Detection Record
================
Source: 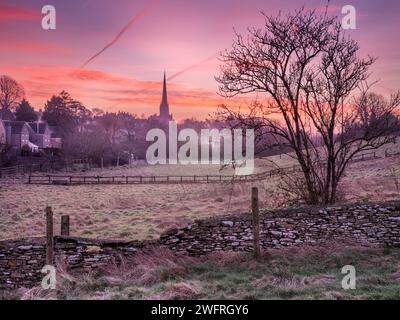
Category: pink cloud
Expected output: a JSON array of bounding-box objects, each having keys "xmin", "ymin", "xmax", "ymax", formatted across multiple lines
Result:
[
  {"xmin": 0, "ymin": 65, "xmax": 249, "ymax": 119},
  {"xmin": 0, "ymin": 39, "xmax": 69, "ymax": 54},
  {"xmin": 0, "ymin": 4, "xmax": 41, "ymax": 22}
]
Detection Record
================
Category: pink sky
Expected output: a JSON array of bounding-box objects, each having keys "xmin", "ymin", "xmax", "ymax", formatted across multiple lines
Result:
[{"xmin": 0, "ymin": 0, "xmax": 399, "ymax": 120}]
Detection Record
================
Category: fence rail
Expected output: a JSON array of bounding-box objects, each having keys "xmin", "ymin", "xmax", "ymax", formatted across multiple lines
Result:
[
  {"xmin": 27, "ymin": 173, "xmax": 265, "ymax": 185},
  {"xmin": 0, "ymin": 165, "xmax": 24, "ymax": 177},
  {"xmin": 0, "ymin": 165, "xmax": 42, "ymax": 178},
  {"xmin": 21, "ymin": 150, "xmax": 392, "ymax": 186}
]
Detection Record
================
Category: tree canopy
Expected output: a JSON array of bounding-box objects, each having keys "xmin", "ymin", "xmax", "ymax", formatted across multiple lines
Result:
[{"xmin": 15, "ymin": 99, "xmax": 37, "ymax": 122}]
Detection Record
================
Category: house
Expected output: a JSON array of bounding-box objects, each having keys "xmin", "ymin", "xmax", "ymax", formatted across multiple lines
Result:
[
  {"xmin": 3, "ymin": 121, "xmax": 38, "ymax": 150},
  {"xmin": 0, "ymin": 120, "xmax": 6, "ymax": 145},
  {"xmin": 49, "ymin": 126, "xmax": 62, "ymax": 149},
  {"xmin": 28, "ymin": 122, "xmax": 52, "ymax": 149},
  {"xmin": 1, "ymin": 120, "xmax": 62, "ymax": 151}
]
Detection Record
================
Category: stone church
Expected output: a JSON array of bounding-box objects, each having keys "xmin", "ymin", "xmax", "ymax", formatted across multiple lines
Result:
[{"xmin": 158, "ymin": 72, "xmax": 173, "ymax": 123}]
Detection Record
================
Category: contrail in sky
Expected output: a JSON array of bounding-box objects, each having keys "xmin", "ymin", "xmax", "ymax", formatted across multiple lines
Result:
[
  {"xmin": 81, "ymin": 1, "xmax": 158, "ymax": 68},
  {"xmin": 167, "ymin": 55, "xmax": 218, "ymax": 81}
]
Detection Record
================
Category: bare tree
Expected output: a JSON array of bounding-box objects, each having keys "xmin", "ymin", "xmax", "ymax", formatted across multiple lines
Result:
[
  {"xmin": 0, "ymin": 75, "xmax": 25, "ymax": 111},
  {"xmin": 216, "ymin": 9, "xmax": 400, "ymax": 204}
]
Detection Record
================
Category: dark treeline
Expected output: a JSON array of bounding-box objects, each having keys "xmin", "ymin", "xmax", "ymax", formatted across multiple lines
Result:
[{"xmin": 40, "ymin": 91, "xmax": 230, "ymax": 166}]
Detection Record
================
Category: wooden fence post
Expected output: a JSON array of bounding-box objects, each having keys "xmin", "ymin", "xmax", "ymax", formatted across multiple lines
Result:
[
  {"xmin": 45, "ymin": 207, "xmax": 54, "ymax": 266},
  {"xmin": 61, "ymin": 215, "xmax": 70, "ymax": 236},
  {"xmin": 251, "ymin": 187, "xmax": 261, "ymax": 260}
]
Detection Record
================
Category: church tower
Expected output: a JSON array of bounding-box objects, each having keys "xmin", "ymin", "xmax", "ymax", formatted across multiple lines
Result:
[{"xmin": 159, "ymin": 72, "xmax": 173, "ymax": 122}]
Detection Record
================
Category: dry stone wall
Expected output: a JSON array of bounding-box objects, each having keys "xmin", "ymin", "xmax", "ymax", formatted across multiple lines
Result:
[
  {"xmin": 160, "ymin": 202, "xmax": 400, "ymax": 255},
  {"xmin": 1, "ymin": 201, "xmax": 400, "ymax": 290},
  {"xmin": 0, "ymin": 237, "xmax": 154, "ymax": 290}
]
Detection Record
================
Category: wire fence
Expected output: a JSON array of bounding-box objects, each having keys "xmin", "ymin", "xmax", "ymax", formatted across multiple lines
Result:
[{"xmin": 0, "ymin": 164, "xmax": 42, "ymax": 178}]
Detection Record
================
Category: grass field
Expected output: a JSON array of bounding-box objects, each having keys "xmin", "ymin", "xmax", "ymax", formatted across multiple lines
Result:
[
  {"xmin": 1, "ymin": 150, "xmax": 400, "ymax": 241},
  {"xmin": 4, "ymin": 243, "xmax": 400, "ymax": 300},
  {"xmin": 1, "ymin": 145, "xmax": 400, "ymax": 301}
]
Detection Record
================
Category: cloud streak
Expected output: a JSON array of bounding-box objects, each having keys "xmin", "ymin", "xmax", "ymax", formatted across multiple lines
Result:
[
  {"xmin": 81, "ymin": 1, "xmax": 159, "ymax": 68},
  {"xmin": 167, "ymin": 54, "xmax": 218, "ymax": 81}
]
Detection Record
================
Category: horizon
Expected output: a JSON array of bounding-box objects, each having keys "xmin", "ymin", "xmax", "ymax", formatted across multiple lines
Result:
[{"xmin": 1, "ymin": 0, "xmax": 399, "ymax": 120}]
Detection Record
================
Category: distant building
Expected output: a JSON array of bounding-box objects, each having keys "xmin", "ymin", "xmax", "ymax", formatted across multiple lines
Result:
[
  {"xmin": 0, "ymin": 119, "xmax": 62, "ymax": 151},
  {"xmin": 28, "ymin": 122, "xmax": 52, "ymax": 149},
  {"xmin": 49, "ymin": 126, "xmax": 62, "ymax": 149},
  {"xmin": 3, "ymin": 121, "xmax": 36, "ymax": 150},
  {"xmin": 158, "ymin": 72, "xmax": 173, "ymax": 123}
]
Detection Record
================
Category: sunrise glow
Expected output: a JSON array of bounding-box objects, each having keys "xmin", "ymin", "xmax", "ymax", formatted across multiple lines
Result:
[{"xmin": 1, "ymin": 0, "xmax": 399, "ymax": 120}]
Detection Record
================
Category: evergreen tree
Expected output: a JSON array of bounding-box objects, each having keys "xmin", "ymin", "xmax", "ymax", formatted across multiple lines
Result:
[{"xmin": 15, "ymin": 99, "xmax": 37, "ymax": 122}]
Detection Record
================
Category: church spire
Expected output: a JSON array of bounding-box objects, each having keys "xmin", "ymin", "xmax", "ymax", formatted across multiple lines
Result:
[
  {"xmin": 162, "ymin": 71, "xmax": 168, "ymax": 105},
  {"xmin": 159, "ymin": 71, "xmax": 172, "ymax": 122}
]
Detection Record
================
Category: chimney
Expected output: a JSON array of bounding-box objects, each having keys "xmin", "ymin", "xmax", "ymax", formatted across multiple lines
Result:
[{"xmin": 37, "ymin": 111, "xmax": 43, "ymax": 133}]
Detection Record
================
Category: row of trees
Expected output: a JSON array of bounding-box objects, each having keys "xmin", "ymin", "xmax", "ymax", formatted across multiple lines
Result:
[{"xmin": 0, "ymin": 77, "xmax": 224, "ymax": 166}]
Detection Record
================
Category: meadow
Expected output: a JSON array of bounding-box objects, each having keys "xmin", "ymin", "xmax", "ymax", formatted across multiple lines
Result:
[
  {"xmin": 0, "ymin": 148, "xmax": 399, "ymax": 241},
  {"xmin": 1, "ymin": 144, "xmax": 400, "ymax": 301}
]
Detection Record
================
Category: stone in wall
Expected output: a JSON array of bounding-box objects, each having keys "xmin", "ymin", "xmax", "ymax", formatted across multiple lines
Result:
[
  {"xmin": 160, "ymin": 201, "xmax": 400, "ymax": 255},
  {"xmin": 0, "ymin": 236, "xmax": 157, "ymax": 290}
]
